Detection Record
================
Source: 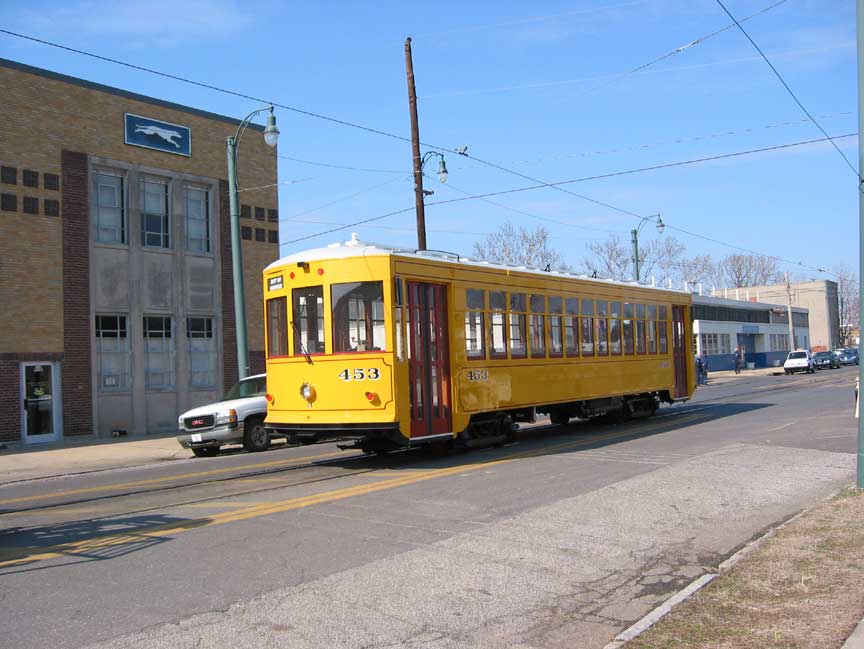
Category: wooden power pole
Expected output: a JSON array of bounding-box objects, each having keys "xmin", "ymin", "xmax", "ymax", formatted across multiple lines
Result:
[{"xmin": 404, "ymin": 37, "xmax": 427, "ymax": 250}]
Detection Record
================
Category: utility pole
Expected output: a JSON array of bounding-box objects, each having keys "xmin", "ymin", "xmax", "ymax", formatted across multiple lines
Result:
[
  {"xmin": 631, "ymin": 228, "xmax": 640, "ymax": 282},
  {"xmin": 404, "ymin": 37, "xmax": 427, "ymax": 250},
  {"xmin": 856, "ymin": 0, "xmax": 863, "ymax": 488},
  {"xmin": 785, "ymin": 272, "xmax": 796, "ymax": 351}
]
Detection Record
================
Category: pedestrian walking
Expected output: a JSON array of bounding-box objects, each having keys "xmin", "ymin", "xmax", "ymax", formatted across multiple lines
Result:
[
  {"xmin": 699, "ymin": 353, "xmax": 709, "ymax": 385},
  {"xmin": 695, "ymin": 354, "xmax": 704, "ymax": 386},
  {"xmin": 733, "ymin": 349, "xmax": 742, "ymax": 374}
]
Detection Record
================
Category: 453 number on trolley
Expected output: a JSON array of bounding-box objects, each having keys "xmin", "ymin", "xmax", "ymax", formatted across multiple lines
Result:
[{"xmin": 338, "ymin": 368, "xmax": 381, "ymax": 381}]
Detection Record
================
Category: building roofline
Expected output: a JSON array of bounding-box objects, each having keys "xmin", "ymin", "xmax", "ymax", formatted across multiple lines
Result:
[{"xmin": 0, "ymin": 57, "xmax": 264, "ymax": 131}]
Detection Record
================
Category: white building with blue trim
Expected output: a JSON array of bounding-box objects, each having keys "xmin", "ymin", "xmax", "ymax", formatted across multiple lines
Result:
[{"xmin": 692, "ymin": 295, "xmax": 809, "ymax": 370}]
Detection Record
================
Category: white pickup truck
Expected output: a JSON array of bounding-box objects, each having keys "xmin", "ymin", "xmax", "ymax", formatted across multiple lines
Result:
[{"xmin": 176, "ymin": 374, "xmax": 276, "ymax": 457}]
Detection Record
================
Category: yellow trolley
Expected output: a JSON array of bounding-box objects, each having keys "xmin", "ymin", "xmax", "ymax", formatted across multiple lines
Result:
[{"xmin": 262, "ymin": 235, "xmax": 695, "ymax": 451}]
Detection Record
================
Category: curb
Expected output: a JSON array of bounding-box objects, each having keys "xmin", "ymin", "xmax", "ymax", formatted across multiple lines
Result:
[{"xmin": 843, "ymin": 618, "xmax": 864, "ymax": 649}]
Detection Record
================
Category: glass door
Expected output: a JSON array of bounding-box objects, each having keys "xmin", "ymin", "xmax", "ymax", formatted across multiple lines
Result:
[{"xmin": 21, "ymin": 363, "xmax": 61, "ymax": 444}]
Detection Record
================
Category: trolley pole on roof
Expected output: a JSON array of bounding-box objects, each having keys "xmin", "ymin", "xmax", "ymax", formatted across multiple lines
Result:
[
  {"xmin": 856, "ymin": 0, "xmax": 863, "ymax": 488},
  {"xmin": 404, "ymin": 37, "xmax": 427, "ymax": 251}
]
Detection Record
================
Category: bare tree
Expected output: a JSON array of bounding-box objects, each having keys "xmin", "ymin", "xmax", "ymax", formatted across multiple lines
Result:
[
  {"xmin": 472, "ymin": 223, "xmax": 571, "ymax": 271},
  {"xmin": 834, "ymin": 264, "xmax": 860, "ymax": 346},
  {"xmin": 580, "ymin": 234, "xmax": 631, "ymax": 280},
  {"xmin": 714, "ymin": 254, "xmax": 782, "ymax": 288}
]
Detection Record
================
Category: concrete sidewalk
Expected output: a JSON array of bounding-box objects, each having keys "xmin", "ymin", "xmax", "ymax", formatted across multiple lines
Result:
[{"xmin": 0, "ymin": 433, "xmax": 192, "ymax": 485}]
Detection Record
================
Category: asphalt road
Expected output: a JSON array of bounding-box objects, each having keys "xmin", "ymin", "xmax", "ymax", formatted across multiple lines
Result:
[{"xmin": 0, "ymin": 367, "xmax": 857, "ymax": 649}]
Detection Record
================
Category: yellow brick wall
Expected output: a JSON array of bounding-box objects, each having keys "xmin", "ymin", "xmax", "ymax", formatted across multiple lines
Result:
[{"xmin": 0, "ymin": 63, "xmax": 279, "ymax": 354}]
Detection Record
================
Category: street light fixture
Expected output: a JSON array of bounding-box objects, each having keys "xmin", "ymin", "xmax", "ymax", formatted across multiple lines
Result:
[
  {"xmin": 226, "ymin": 105, "xmax": 279, "ymax": 380},
  {"xmin": 631, "ymin": 213, "xmax": 664, "ymax": 282}
]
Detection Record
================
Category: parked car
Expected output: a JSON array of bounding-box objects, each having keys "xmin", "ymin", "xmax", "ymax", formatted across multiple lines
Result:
[
  {"xmin": 812, "ymin": 351, "xmax": 840, "ymax": 370},
  {"xmin": 837, "ymin": 349, "xmax": 860, "ymax": 366},
  {"xmin": 177, "ymin": 374, "xmax": 279, "ymax": 457},
  {"xmin": 783, "ymin": 350, "xmax": 815, "ymax": 374}
]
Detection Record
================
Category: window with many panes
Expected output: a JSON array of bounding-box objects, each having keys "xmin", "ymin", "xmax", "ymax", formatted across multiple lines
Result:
[
  {"xmin": 266, "ymin": 297, "xmax": 288, "ymax": 357},
  {"xmin": 143, "ymin": 316, "xmax": 175, "ymax": 389},
  {"xmin": 529, "ymin": 294, "xmax": 546, "ymax": 358},
  {"xmin": 185, "ymin": 187, "xmax": 210, "ymax": 252},
  {"xmin": 93, "ymin": 173, "xmax": 125, "ymax": 244},
  {"xmin": 332, "ymin": 282, "xmax": 385, "ymax": 353},
  {"xmin": 141, "ymin": 178, "xmax": 170, "ymax": 248},
  {"xmin": 622, "ymin": 302, "xmax": 634, "ymax": 355},
  {"xmin": 465, "ymin": 289, "xmax": 486, "ymax": 360},
  {"xmin": 647, "ymin": 305, "xmax": 658, "ymax": 353},
  {"xmin": 635, "ymin": 303, "xmax": 647, "ymax": 354},
  {"xmin": 294, "ymin": 286, "xmax": 326, "ymax": 354},
  {"xmin": 508, "ymin": 293, "xmax": 527, "ymax": 358},
  {"xmin": 187, "ymin": 317, "xmax": 216, "ymax": 388},
  {"xmin": 700, "ymin": 333, "xmax": 731, "ymax": 355},
  {"xmin": 489, "ymin": 291, "xmax": 507, "ymax": 359},
  {"xmin": 95, "ymin": 315, "xmax": 130, "ymax": 391}
]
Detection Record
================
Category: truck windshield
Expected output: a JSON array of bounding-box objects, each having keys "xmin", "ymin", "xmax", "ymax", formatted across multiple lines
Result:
[
  {"xmin": 225, "ymin": 376, "xmax": 266, "ymax": 400},
  {"xmin": 332, "ymin": 281, "xmax": 386, "ymax": 352}
]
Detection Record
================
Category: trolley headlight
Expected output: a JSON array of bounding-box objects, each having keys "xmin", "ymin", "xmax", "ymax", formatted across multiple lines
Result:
[{"xmin": 299, "ymin": 383, "xmax": 316, "ymax": 404}]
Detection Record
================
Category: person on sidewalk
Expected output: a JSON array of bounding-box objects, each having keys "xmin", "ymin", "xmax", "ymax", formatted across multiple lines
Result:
[
  {"xmin": 695, "ymin": 354, "xmax": 704, "ymax": 386},
  {"xmin": 699, "ymin": 353, "xmax": 709, "ymax": 385},
  {"xmin": 733, "ymin": 349, "xmax": 742, "ymax": 375}
]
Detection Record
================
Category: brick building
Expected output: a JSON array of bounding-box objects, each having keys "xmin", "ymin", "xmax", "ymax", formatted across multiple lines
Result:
[{"xmin": 0, "ymin": 58, "xmax": 279, "ymax": 445}]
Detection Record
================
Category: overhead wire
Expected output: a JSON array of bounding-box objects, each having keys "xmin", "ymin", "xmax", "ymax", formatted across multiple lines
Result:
[{"xmin": 713, "ymin": 0, "xmax": 859, "ymax": 179}]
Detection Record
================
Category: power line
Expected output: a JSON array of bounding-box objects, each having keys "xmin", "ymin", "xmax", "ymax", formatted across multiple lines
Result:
[
  {"xmin": 280, "ymin": 133, "xmax": 853, "ymax": 266},
  {"xmin": 280, "ymin": 176, "xmax": 409, "ymax": 224},
  {"xmin": 429, "ymin": 133, "xmax": 856, "ymax": 206},
  {"xmin": 235, "ymin": 177, "xmax": 315, "ymax": 193},
  {"xmin": 278, "ymin": 154, "xmax": 407, "ymax": 174},
  {"xmin": 713, "ymin": 0, "xmax": 859, "ymax": 179}
]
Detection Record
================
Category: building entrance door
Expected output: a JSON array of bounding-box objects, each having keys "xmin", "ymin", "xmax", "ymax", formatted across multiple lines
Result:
[
  {"xmin": 406, "ymin": 282, "xmax": 452, "ymax": 439},
  {"xmin": 21, "ymin": 362, "xmax": 61, "ymax": 444}
]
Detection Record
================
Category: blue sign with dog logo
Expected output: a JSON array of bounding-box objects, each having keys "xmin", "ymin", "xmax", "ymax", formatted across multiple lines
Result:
[{"xmin": 125, "ymin": 113, "xmax": 191, "ymax": 156}]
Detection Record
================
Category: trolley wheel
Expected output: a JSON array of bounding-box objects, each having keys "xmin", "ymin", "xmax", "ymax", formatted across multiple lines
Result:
[
  {"xmin": 549, "ymin": 412, "xmax": 570, "ymax": 426},
  {"xmin": 192, "ymin": 447, "xmax": 220, "ymax": 458},
  {"xmin": 243, "ymin": 417, "xmax": 270, "ymax": 452}
]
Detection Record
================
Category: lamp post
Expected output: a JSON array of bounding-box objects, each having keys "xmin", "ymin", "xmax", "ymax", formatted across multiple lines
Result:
[
  {"xmin": 226, "ymin": 105, "xmax": 279, "ymax": 379},
  {"xmin": 631, "ymin": 214, "xmax": 665, "ymax": 282}
]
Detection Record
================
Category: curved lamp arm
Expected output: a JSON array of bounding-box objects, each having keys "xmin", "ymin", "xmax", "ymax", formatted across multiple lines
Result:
[
  {"xmin": 420, "ymin": 151, "xmax": 448, "ymax": 183},
  {"xmin": 229, "ymin": 105, "xmax": 279, "ymax": 189}
]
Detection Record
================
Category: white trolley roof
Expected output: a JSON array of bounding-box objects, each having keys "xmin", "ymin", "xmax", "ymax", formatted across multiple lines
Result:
[{"xmin": 267, "ymin": 233, "xmax": 689, "ymax": 296}]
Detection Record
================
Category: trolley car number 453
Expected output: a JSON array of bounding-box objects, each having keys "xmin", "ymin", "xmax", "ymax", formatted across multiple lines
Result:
[{"xmin": 338, "ymin": 368, "xmax": 381, "ymax": 381}]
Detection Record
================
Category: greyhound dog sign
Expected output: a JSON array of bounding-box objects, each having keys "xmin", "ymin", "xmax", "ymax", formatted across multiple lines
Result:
[{"xmin": 124, "ymin": 113, "xmax": 191, "ymax": 156}]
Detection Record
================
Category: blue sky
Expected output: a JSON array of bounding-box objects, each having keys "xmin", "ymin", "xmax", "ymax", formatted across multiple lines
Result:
[{"xmin": 2, "ymin": 0, "xmax": 856, "ymax": 282}]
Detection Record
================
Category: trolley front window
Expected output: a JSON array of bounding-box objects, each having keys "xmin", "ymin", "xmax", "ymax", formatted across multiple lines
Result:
[
  {"xmin": 332, "ymin": 281, "xmax": 386, "ymax": 352},
  {"xmin": 292, "ymin": 287, "xmax": 325, "ymax": 354},
  {"xmin": 266, "ymin": 297, "xmax": 288, "ymax": 357}
]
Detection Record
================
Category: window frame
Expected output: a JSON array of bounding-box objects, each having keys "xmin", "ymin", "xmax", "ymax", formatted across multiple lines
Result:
[
  {"xmin": 93, "ymin": 171, "xmax": 126, "ymax": 245},
  {"xmin": 140, "ymin": 177, "xmax": 170, "ymax": 249},
  {"xmin": 184, "ymin": 185, "xmax": 211, "ymax": 253}
]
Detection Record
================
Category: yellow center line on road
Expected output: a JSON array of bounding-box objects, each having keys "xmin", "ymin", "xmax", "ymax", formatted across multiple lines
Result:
[
  {"xmin": 0, "ymin": 449, "xmax": 357, "ymax": 507},
  {"xmin": 0, "ymin": 412, "xmax": 704, "ymax": 570}
]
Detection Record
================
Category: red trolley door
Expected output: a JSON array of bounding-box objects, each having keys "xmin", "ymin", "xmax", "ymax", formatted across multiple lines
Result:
[
  {"xmin": 406, "ymin": 282, "xmax": 452, "ymax": 438},
  {"xmin": 671, "ymin": 305, "xmax": 689, "ymax": 398}
]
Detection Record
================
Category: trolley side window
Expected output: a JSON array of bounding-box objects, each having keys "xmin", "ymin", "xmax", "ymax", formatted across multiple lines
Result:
[
  {"xmin": 658, "ymin": 305, "xmax": 669, "ymax": 354},
  {"xmin": 266, "ymin": 296, "xmax": 288, "ymax": 358},
  {"xmin": 647, "ymin": 304, "xmax": 658, "ymax": 353},
  {"xmin": 622, "ymin": 302, "xmax": 635, "ymax": 355},
  {"xmin": 332, "ymin": 281, "xmax": 385, "ymax": 353},
  {"xmin": 549, "ymin": 296, "xmax": 563, "ymax": 358},
  {"xmin": 609, "ymin": 301, "xmax": 622, "ymax": 355},
  {"xmin": 394, "ymin": 277, "xmax": 405, "ymax": 361},
  {"xmin": 564, "ymin": 297, "xmax": 579, "ymax": 356},
  {"xmin": 529, "ymin": 294, "xmax": 546, "ymax": 359},
  {"xmin": 489, "ymin": 291, "xmax": 507, "ymax": 359},
  {"xmin": 292, "ymin": 286, "xmax": 325, "ymax": 354},
  {"xmin": 596, "ymin": 300, "xmax": 609, "ymax": 356},
  {"xmin": 580, "ymin": 299, "xmax": 594, "ymax": 356},
  {"xmin": 636, "ymin": 303, "xmax": 647, "ymax": 354},
  {"xmin": 509, "ymin": 293, "xmax": 527, "ymax": 359},
  {"xmin": 465, "ymin": 288, "xmax": 486, "ymax": 360}
]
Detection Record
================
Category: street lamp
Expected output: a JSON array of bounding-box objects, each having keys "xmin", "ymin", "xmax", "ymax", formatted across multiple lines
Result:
[
  {"xmin": 410, "ymin": 150, "xmax": 449, "ymax": 250},
  {"xmin": 226, "ymin": 105, "xmax": 279, "ymax": 380},
  {"xmin": 631, "ymin": 214, "xmax": 665, "ymax": 282}
]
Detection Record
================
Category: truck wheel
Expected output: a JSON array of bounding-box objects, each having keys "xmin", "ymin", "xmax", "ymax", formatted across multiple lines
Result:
[
  {"xmin": 243, "ymin": 417, "xmax": 270, "ymax": 452},
  {"xmin": 192, "ymin": 447, "xmax": 219, "ymax": 458}
]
